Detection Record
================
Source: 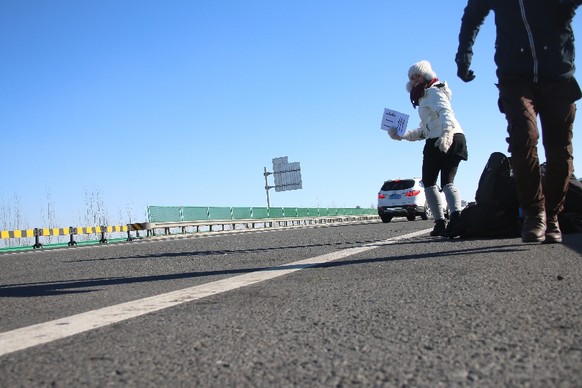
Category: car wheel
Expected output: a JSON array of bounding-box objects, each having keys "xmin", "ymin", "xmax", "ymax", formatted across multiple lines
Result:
[
  {"xmin": 380, "ymin": 215, "xmax": 392, "ymax": 223},
  {"xmin": 406, "ymin": 214, "xmax": 416, "ymax": 221},
  {"xmin": 421, "ymin": 202, "xmax": 431, "ymax": 220}
]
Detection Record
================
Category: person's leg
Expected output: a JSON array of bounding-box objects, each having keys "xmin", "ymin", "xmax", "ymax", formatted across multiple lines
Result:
[
  {"xmin": 422, "ymin": 142, "xmax": 446, "ymax": 235},
  {"xmin": 537, "ymin": 79, "xmax": 579, "ymax": 243},
  {"xmin": 498, "ymin": 81, "xmax": 545, "ymax": 242},
  {"xmin": 425, "ymin": 186, "xmax": 446, "ymax": 235},
  {"xmin": 440, "ymin": 157, "xmax": 462, "ymax": 213},
  {"xmin": 440, "ymin": 156, "xmax": 463, "ymax": 237}
]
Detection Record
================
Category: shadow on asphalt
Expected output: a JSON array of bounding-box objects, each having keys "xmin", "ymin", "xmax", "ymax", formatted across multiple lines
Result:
[
  {"xmin": 443, "ymin": 231, "xmax": 582, "ymax": 255},
  {"xmin": 311, "ymin": 243, "xmax": 529, "ymax": 269},
  {"xmin": 0, "ymin": 241, "xmax": 528, "ymax": 298},
  {"xmin": 560, "ymin": 232, "xmax": 582, "ymax": 254},
  {"xmin": 67, "ymin": 238, "xmax": 384, "ymax": 262}
]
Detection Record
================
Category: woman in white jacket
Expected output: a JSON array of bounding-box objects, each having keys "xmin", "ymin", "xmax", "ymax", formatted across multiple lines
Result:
[{"xmin": 388, "ymin": 60, "xmax": 468, "ymax": 237}]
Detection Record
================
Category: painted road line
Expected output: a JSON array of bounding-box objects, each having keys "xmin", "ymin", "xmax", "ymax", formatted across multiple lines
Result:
[{"xmin": 0, "ymin": 229, "xmax": 430, "ymax": 357}]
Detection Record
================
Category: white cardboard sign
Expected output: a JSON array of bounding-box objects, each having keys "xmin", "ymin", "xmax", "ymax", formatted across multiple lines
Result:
[{"xmin": 380, "ymin": 108, "xmax": 409, "ymax": 137}]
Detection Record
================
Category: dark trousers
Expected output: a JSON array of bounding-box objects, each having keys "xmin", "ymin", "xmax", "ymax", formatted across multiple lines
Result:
[
  {"xmin": 497, "ymin": 77, "xmax": 581, "ymax": 215},
  {"xmin": 422, "ymin": 134, "xmax": 466, "ymax": 188}
]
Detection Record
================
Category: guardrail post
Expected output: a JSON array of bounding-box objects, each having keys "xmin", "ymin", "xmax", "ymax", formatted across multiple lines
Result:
[
  {"xmin": 33, "ymin": 228, "xmax": 43, "ymax": 249},
  {"xmin": 100, "ymin": 226, "xmax": 108, "ymax": 244},
  {"xmin": 68, "ymin": 227, "xmax": 77, "ymax": 246}
]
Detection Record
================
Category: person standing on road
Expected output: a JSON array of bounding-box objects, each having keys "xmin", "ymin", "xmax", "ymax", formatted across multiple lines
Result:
[
  {"xmin": 387, "ymin": 60, "xmax": 468, "ymax": 238},
  {"xmin": 455, "ymin": 0, "xmax": 582, "ymax": 244}
]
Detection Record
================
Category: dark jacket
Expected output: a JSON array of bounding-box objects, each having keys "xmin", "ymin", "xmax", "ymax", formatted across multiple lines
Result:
[{"xmin": 456, "ymin": 0, "xmax": 582, "ymax": 82}]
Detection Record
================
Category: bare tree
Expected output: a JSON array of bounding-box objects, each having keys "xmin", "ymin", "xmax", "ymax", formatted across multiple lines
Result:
[
  {"xmin": 84, "ymin": 186, "xmax": 108, "ymax": 226},
  {"xmin": 0, "ymin": 195, "xmax": 7, "ymax": 248},
  {"xmin": 125, "ymin": 201, "xmax": 136, "ymax": 224},
  {"xmin": 0, "ymin": 193, "xmax": 28, "ymax": 247},
  {"xmin": 82, "ymin": 186, "xmax": 109, "ymax": 242},
  {"xmin": 41, "ymin": 188, "xmax": 58, "ymax": 244}
]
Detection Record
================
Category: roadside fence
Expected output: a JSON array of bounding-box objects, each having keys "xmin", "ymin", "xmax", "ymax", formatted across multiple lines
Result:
[{"xmin": 0, "ymin": 206, "xmax": 378, "ymax": 251}]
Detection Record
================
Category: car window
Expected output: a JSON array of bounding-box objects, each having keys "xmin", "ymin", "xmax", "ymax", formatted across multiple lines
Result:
[{"xmin": 380, "ymin": 180, "xmax": 415, "ymax": 191}]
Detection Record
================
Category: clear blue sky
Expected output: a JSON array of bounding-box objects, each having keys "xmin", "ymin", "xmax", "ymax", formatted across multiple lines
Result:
[{"xmin": 2, "ymin": 1, "xmax": 582, "ymax": 228}]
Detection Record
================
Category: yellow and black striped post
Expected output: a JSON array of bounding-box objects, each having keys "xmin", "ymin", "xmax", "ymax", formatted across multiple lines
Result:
[
  {"xmin": 2, "ymin": 224, "xmax": 138, "ymax": 250},
  {"xmin": 0, "ymin": 229, "xmax": 36, "ymax": 248},
  {"xmin": 128, "ymin": 223, "xmax": 149, "ymax": 240}
]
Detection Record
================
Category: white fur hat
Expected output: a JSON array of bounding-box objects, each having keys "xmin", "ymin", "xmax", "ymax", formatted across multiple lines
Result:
[{"xmin": 406, "ymin": 60, "xmax": 437, "ymax": 92}]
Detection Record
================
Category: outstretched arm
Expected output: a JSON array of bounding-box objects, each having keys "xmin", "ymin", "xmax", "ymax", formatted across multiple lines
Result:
[
  {"xmin": 387, "ymin": 127, "xmax": 423, "ymax": 142},
  {"xmin": 455, "ymin": 0, "xmax": 491, "ymax": 82}
]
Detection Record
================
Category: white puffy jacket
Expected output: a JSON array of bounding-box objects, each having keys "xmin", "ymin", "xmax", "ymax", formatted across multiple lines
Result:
[{"xmin": 401, "ymin": 81, "xmax": 463, "ymax": 142}]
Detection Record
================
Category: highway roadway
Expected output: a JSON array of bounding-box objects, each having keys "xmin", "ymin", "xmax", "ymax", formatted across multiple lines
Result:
[{"xmin": 0, "ymin": 219, "xmax": 581, "ymax": 387}]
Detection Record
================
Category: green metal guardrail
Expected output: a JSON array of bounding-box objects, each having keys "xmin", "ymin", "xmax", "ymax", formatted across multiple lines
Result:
[
  {"xmin": 144, "ymin": 206, "xmax": 379, "ymax": 237},
  {"xmin": 147, "ymin": 206, "xmax": 376, "ymax": 222}
]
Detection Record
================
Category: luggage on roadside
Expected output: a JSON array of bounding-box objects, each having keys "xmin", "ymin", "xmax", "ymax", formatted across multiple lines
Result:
[
  {"xmin": 458, "ymin": 203, "xmax": 520, "ymax": 238},
  {"xmin": 458, "ymin": 152, "xmax": 520, "ymax": 238},
  {"xmin": 541, "ymin": 162, "xmax": 582, "ymax": 234},
  {"xmin": 475, "ymin": 152, "xmax": 519, "ymax": 209},
  {"xmin": 558, "ymin": 176, "xmax": 582, "ymax": 234}
]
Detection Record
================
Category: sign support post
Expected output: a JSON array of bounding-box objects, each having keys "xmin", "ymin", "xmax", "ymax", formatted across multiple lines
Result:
[
  {"xmin": 263, "ymin": 156, "xmax": 303, "ymax": 208},
  {"xmin": 263, "ymin": 167, "xmax": 273, "ymax": 208}
]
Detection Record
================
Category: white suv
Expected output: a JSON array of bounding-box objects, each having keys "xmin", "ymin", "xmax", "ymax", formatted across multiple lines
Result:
[{"xmin": 377, "ymin": 178, "xmax": 445, "ymax": 223}]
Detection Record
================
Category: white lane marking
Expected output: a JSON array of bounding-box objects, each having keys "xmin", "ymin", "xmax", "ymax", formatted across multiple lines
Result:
[{"xmin": 0, "ymin": 229, "xmax": 430, "ymax": 357}]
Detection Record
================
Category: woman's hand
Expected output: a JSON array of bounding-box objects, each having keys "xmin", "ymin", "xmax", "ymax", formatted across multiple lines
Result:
[
  {"xmin": 387, "ymin": 127, "xmax": 402, "ymax": 141},
  {"xmin": 435, "ymin": 129, "xmax": 454, "ymax": 153}
]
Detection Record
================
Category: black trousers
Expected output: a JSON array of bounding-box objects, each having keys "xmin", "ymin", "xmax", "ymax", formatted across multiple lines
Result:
[{"xmin": 422, "ymin": 133, "xmax": 467, "ymax": 188}]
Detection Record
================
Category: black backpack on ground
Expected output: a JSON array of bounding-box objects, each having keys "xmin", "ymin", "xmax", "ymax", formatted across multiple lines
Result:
[
  {"xmin": 558, "ymin": 176, "xmax": 582, "ymax": 234},
  {"xmin": 475, "ymin": 152, "xmax": 519, "ymax": 208},
  {"xmin": 540, "ymin": 162, "xmax": 582, "ymax": 234},
  {"xmin": 458, "ymin": 152, "xmax": 521, "ymax": 239}
]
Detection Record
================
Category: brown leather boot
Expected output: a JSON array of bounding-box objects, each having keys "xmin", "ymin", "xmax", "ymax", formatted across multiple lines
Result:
[
  {"xmin": 544, "ymin": 213, "xmax": 562, "ymax": 244},
  {"xmin": 522, "ymin": 209, "xmax": 546, "ymax": 243}
]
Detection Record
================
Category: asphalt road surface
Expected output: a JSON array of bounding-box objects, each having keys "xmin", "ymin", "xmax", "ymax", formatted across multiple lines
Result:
[{"xmin": 0, "ymin": 219, "xmax": 581, "ymax": 387}]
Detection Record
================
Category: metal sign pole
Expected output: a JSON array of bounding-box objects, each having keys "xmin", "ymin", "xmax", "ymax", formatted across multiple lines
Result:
[
  {"xmin": 264, "ymin": 157, "xmax": 302, "ymax": 208},
  {"xmin": 263, "ymin": 167, "xmax": 271, "ymax": 208}
]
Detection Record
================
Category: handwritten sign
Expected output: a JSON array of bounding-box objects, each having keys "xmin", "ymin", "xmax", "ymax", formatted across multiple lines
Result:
[{"xmin": 380, "ymin": 108, "xmax": 409, "ymax": 137}]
